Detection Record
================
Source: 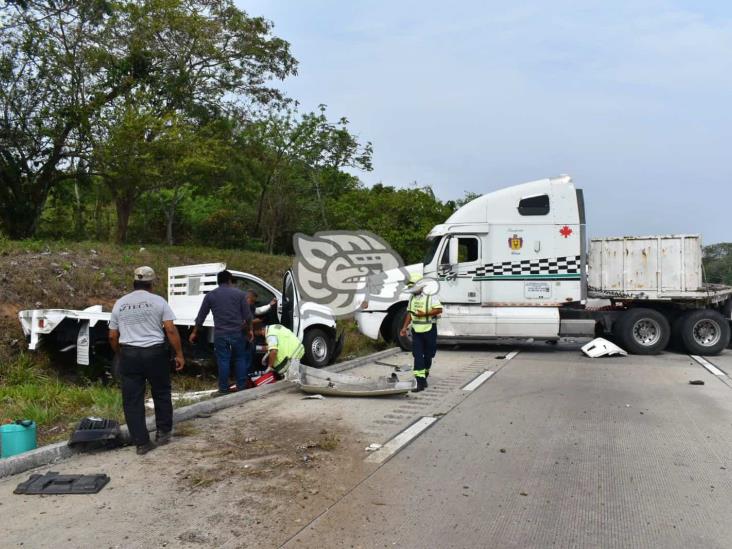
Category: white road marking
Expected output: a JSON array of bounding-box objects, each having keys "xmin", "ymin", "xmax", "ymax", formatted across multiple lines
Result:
[
  {"xmin": 462, "ymin": 370, "xmax": 495, "ymax": 391},
  {"xmin": 506, "ymin": 351, "xmax": 520, "ymax": 361},
  {"xmin": 365, "ymin": 416, "xmax": 438, "ymax": 464},
  {"xmin": 690, "ymin": 355, "xmax": 727, "ymax": 376}
]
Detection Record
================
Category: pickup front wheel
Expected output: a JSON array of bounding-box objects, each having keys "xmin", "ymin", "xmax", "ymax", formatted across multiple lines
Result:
[{"xmin": 303, "ymin": 328, "xmax": 333, "ymax": 368}]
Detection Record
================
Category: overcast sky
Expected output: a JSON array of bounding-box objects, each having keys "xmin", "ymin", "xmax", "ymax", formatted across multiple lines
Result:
[{"xmin": 240, "ymin": 1, "xmax": 731, "ymax": 244}]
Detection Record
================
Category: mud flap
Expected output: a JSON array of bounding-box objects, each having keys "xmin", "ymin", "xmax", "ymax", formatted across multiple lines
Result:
[{"xmin": 76, "ymin": 320, "xmax": 90, "ymax": 366}]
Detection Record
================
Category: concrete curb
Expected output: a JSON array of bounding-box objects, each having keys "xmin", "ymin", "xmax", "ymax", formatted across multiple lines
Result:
[{"xmin": 0, "ymin": 347, "xmax": 401, "ymax": 479}]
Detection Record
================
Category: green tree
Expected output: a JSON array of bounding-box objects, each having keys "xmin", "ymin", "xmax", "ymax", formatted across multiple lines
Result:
[
  {"xmin": 0, "ymin": 0, "xmax": 296, "ymax": 238},
  {"xmin": 328, "ymin": 184, "xmax": 454, "ymax": 264},
  {"xmin": 93, "ymin": 100, "xmax": 161, "ymax": 242},
  {"xmin": 0, "ymin": 0, "xmax": 129, "ymax": 238},
  {"xmin": 151, "ymin": 115, "xmax": 230, "ymax": 245},
  {"xmin": 237, "ymin": 105, "xmax": 372, "ymax": 246},
  {"xmin": 704, "ymin": 243, "xmax": 732, "ymax": 285}
]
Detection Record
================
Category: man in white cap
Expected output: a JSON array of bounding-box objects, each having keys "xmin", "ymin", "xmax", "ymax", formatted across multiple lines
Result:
[
  {"xmin": 399, "ymin": 272, "xmax": 442, "ymax": 392},
  {"xmin": 108, "ymin": 266, "xmax": 185, "ymax": 455}
]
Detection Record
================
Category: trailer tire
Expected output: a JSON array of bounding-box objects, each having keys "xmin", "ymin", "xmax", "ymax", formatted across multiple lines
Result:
[
  {"xmin": 613, "ymin": 308, "xmax": 670, "ymax": 355},
  {"xmin": 392, "ymin": 307, "xmax": 413, "ymax": 352},
  {"xmin": 678, "ymin": 309, "xmax": 730, "ymax": 356},
  {"xmin": 303, "ymin": 328, "xmax": 332, "ymax": 368}
]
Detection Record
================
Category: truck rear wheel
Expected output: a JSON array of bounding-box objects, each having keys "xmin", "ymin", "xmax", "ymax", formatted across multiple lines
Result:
[
  {"xmin": 613, "ymin": 308, "xmax": 670, "ymax": 355},
  {"xmin": 303, "ymin": 328, "xmax": 332, "ymax": 368},
  {"xmin": 678, "ymin": 309, "xmax": 730, "ymax": 356},
  {"xmin": 392, "ymin": 307, "xmax": 413, "ymax": 352}
]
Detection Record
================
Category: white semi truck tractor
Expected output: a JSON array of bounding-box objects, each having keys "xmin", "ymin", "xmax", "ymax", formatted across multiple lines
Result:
[{"xmin": 355, "ymin": 175, "xmax": 732, "ymax": 355}]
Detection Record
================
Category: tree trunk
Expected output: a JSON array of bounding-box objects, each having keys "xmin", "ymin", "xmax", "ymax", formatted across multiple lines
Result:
[
  {"xmin": 163, "ymin": 187, "xmax": 182, "ymax": 246},
  {"xmin": 94, "ymin": 195, "xmax": 103, "ymax": 240},
  {"xmin": 0, "ymin": 170, "xmax": 52, "ymax": 239},
  {"xmin": 267, "ymin": 227, "xmax": 276, "ymax": 254},
  {"xmin": 165, "ymin": 210, "xmax": 174, "ymax": 246},
  {"xmin": 73, "ymin": 181, "xmax": 85, "ymax": 238},
  {"xmin": 255, "ymin": 184, "xmax": 267, "ymax": 236},
  {"xmin": 312, "ymin": 173, "xmax": 328, "ymax": 229},
  {"xmin": 114, "ymin": 197, "xmax": 134, "ymax": 243}
]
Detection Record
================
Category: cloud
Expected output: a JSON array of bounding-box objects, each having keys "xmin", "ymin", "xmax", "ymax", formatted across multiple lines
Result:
[{"xmin": 239, "ymin": 0, "xmax": 732, "ymax": 243}]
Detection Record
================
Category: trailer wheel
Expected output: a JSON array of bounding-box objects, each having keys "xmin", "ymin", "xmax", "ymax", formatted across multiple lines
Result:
[
  {"xmin": 614, "ymin": 308, "xmax": 670, "ymax": 355},
  {"xmin": 303, "ymin": 328, "xmax": 332, "ymax": 368},
  {"xmin": 392, "ymin": 307, "xmax": 413, "ymax": 352},
  {"xmin": 678, "ymin": 309, "xmax": 730, "ymax": 356}
]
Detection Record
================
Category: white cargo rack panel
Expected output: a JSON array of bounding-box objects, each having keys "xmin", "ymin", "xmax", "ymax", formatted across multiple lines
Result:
[{"xmin": 588, "ymin": 234, "xmax": 707, "ymax": 300}]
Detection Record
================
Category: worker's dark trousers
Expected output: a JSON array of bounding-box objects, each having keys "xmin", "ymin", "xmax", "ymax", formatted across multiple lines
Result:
[
  {"xmin": 411, "ymin": 325, "xmax": 438, "ymax": 377},
  {"xmin": 119, "ymin": 344, "xmax": 173, "ymax": 446}
]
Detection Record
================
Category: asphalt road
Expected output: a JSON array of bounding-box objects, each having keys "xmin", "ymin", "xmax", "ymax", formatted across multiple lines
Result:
[
  {"xmin": 4, "ymin": 343, "xmax": 732, "ymax": 548},
  {"xmin": 283, "ymin": 345, "xmax": 732, "ymax": 549}
]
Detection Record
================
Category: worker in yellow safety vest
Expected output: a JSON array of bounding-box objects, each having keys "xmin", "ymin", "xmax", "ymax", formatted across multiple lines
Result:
[
  {"xmin": 399, "ymin": 273, "xmax": 443, "ymax": 392},
  {"xmin": 253, "ymin": 323, "xmax": 305, "ymax": 382}
]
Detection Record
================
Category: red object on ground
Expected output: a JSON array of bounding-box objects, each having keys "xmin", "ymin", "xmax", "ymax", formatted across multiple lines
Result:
[{"xmin": 252, "ymin": 371, "xmax": 276, "ymax": 386}]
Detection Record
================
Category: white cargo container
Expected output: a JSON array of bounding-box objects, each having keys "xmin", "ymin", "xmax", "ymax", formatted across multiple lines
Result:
[{"xmin": 588, "ymin": 235, "xmax": 705, "ymax": 299}]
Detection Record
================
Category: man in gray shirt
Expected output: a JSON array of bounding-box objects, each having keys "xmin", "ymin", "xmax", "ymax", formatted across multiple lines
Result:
[
  {"xmin": 109, "ymin": 266, "xmax": 185, "ymax": 455},
  {"xmin": 189, "ymin": 269, "xmax": 253, "ymax": 394}
]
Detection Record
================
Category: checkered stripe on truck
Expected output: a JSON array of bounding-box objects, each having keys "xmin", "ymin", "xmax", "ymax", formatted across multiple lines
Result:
[{"xmin": 469, "ymin": 256, "xmax": 582, "ymax": 279}]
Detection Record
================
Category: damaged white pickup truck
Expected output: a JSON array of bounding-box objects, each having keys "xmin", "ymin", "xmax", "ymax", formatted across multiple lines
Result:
[{"xmin": 18, "ymin": 263, "xmax": 343, "ymax": 370}]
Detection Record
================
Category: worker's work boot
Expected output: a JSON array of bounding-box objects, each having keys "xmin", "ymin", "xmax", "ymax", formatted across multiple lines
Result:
[
  {"xmin": 155, "ymin": 430, "xmax": 172, "ymax": 446},
  {"xmin": 412, "ymin": 377, "xmax": 426, "ymax": 393},
  {"xmin": 136, "ymin": 441, "xmax": 156, "ymax": 455}
]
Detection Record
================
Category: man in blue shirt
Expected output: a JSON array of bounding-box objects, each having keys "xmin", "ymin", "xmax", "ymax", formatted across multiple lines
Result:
[{"xmin": 189, "ymin": 270, "xmax": 253, "ymax": 394}]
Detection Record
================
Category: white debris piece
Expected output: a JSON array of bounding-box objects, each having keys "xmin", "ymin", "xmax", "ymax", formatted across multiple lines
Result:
[
  {"xmin": 581, "ymin": 338, "xmax": 628, "ymax": 358},
  {"xmin": 301, "ymin": 394, "xmax": 325, "ymax": 400},
  {"xmin": 144, "ymin": 389, "xmax": 216, "ymax": 409},
  {"xmin": 365, "ymin": 443, "xmax": 382, "ymax": 452}
]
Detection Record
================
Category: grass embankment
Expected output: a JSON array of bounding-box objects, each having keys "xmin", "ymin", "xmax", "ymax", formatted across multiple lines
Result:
[{"xmin": 0, "ymin": 239, "xmax": 385, "ymax": 445}]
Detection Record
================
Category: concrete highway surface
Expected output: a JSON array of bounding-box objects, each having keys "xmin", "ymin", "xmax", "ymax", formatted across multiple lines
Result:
[
  {"xmin": 283, "ymin": 344, "xmax": 732, "ymax": 549},
  {"xmin": 3, "ymin": 342, "xmax": 732, "ymax": 548}
]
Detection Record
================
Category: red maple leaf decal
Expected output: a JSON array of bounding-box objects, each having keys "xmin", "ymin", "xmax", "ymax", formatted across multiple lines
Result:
[{"xmin": 560, "ymin": 226, "xmax": 573, "ymax": 238}]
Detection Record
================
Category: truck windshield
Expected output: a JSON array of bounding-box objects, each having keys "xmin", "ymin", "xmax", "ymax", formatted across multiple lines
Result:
[{"xmin": 423, "ymin": 237, "xmax": 442, "ymax": 265}]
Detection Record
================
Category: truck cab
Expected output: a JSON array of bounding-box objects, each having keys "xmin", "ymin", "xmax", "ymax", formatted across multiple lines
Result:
[{"xmin": 356, "ymin": 175, "xmax": 587, "ymax": 348}]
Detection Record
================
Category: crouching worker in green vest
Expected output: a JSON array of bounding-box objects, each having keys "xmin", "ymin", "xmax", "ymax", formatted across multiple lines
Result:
[
  {"xmin": 400, "ymin": 273, "xmax": 443, "ymax": 393},
  {"xmin": 254, "ymin": 323, "xmax": 305, "ymax": 383}
]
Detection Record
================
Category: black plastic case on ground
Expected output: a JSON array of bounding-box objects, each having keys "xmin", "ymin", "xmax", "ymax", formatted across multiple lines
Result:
[{"xmin": 14, "ymin": 471, "xmax": 110, "ymax": 495}]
